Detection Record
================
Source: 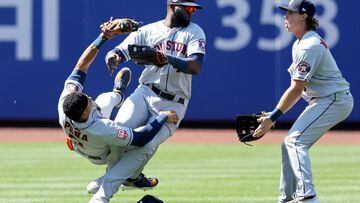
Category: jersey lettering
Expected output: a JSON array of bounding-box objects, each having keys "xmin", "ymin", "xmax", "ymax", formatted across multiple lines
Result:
[
  {"xmin": 64, "ymin": 121, "xmax": 88, "ymax": 147},
  {"xmin": 154, "ymin": 41, "xmax": 187, "ymax": 55}
]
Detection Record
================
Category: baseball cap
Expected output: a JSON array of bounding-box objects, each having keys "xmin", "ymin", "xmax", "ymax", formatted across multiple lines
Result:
[
  {"xmin": 167, "ymin": 0, "xmax": 202, "ymax": 9},
  {"xmin": 279, "ymin": 0, "xmax": 316, "ymax": 17}
]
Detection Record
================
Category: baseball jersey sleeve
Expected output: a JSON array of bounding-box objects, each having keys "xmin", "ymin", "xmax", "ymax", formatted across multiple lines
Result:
[
  {"xmin": 116, "ymin": 30, "xmax": 146, "ymax": 61},
  {"xmin": 90, "ymin": 119, "xmax": 133, "ymax": 147},
  {"xmin": 187, "ymin": 25, "xmax": 206, "ymax": 56},
  {"xmin": 291, "ymin": 48, "xmax": 322, "ymax": 82}
]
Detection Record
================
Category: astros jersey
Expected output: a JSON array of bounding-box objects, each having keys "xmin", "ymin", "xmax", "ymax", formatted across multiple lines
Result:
[
  {"xmin": 288, "ymin": 31, "xmax": 350, "ymax": 101},
  {"xmin": 58, "ymin": 79, "xmax": 133, "ymax": 165},
  {"xmin": 116, "ymin": 20, "xmax": 206, "ymax": 99}
]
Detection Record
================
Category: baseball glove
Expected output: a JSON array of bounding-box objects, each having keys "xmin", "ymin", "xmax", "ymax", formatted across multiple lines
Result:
[
  {"xmin": 128, "ymin": 45, "xmax": 169, "ymax": 67},
  {"xmin": 101, "ymin": 18, "xmax": 141, "ymax": 38},
  {"xmin": 235, "ymin": 112, "xmax": 266, "ymax": 146}
]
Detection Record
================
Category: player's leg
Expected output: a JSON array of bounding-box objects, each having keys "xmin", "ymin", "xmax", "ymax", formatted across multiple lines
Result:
[
  {"xmin": 278, "ymin": 142, "xmax": 297, "ymax": 203},
  {"xmin": 95, "ymin": 68, "xmax": 131, "ymax": 118},
  {"xmin": 125, "ymin": 93, "xmax": 187, "ymax": 181},
  {"xmin": 284, "ymin": 92, "xmax": 353, "ymax": 201},
  {"xmin": 89, "ymin": 134, "xmax": 169, "ymax": 202},
  {"xmin": 114, "ymin": 85, "xmax": 150, "ymax": 128},
  {"xmin": 120, "ymin": 124, "xmax": 173, "ymax": 190},
  {"xmin": 87, "ymin": 86, "xmax": 150, "ymax": 195}
]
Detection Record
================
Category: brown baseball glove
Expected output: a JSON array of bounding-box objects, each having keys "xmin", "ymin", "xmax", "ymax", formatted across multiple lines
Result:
[{"xmin": 100, "ymin": 17, "xmax": 141, "ymax": 39}]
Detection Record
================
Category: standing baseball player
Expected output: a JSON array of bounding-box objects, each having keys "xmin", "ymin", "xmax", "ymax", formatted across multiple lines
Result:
[
  {"xmin": 86, "ymin": 0, "xmax": 206, "ymax": 200},
  {"xmin": 253, "ymin": 0, "xmax": 354, "ymax": 202},
  {"xmin": 57, "ymin": 21, "xmax": 179, "ymax": 203}
]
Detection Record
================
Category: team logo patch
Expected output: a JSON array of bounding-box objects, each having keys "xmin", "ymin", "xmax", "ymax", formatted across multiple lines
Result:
[
  {"xmin": 117, "ymin": 129, "xmax": 128, "ymax": 140},
  {"xmin": 66, "ymin": 83, "xmax": 79, "ymax": 91},
  {"xmin": 297, "ymin": 62, "xmax": 311, "ymax": 75},
  {"xmin": 198, "ymin": 39, "xmax": 206, "ymax": 50}
]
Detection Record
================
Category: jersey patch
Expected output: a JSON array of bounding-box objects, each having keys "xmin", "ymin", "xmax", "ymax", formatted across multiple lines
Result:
[
  {"xmin": 117, "ymin": 129, "xmax": 128, "ymax": 140},
  {"xmin": 198, "ymin": 39, "xmax": 206, "ymax": 51},
  {"xmin": 66, "ymin": 83, "xmax": 79, "ymax": 92},
  {"xmin": 297, "ymin": 62, "xmax": 311, "ymax": 75}
]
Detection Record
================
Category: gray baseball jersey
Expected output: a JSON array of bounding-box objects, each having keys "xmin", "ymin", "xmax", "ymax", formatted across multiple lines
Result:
[
  {"xmin": 90, "ymin": 20, "xmax": 207, "ymax": 202},
  {"xmin": 279, "ymin": 30, "xmax": 354, "ymax": 202},
  {"xmin": 58, "ymin": 79, "xmax": 133, "ymax": 165},
  {"xmin": 116, "ymin": 20, "xmax": 206, "ymax": 100},
  {"xmin": 288, "ymin": 31, "xmax": 350, "ymax": 101}
]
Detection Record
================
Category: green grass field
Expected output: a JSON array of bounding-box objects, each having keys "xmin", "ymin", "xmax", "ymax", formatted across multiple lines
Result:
[{"xmin": 0, "ymin": 143, "xmax": 359, "ymax": 203}]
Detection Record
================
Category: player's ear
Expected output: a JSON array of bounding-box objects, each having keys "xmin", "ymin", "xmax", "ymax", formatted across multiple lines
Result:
[{"xmin": 301, "ymin": 13, "xmax": 308, "ymax": 20}]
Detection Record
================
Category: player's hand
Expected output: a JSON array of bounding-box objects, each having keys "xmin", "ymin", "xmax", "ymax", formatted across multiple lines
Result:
[
  {"xmin": 253, "ymin": 116, "xmax": 273, "ymax": 137},
  {"xmin": 160, "ymin": 110, "xmax": 179, "ymax": 124},
  {"xmin": 105, "ymin": 50, "xmax": 122, "ymax": 75}
]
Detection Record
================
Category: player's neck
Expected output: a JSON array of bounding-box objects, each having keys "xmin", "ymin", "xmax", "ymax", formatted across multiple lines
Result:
[
  {"xmin": 164, "ymin": 15, "xmax": 180, "ymax": 28},
  {"xmin": 294, "ymin": 29, "xmax": 308, "ymax": 40}
]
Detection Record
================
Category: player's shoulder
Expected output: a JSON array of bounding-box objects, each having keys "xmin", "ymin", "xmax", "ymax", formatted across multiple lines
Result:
[
  {"xmin": 186, "ymin": 22, "xmax": 206, "ymax": 37},
  {"xmin": 299, "ymin": 31, "xmax": 324, "ymax": 50},
  {"xmin": 187, "ymin": 22, "xmax": 204, "ymax": 32}
]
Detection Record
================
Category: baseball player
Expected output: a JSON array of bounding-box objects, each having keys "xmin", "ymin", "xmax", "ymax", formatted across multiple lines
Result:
[
  {"xmin": 253, "ymin": 0, "xmax": 354, "ymax": 202},
  {"xmin": 86, "ymin": 0, "xmax": 206, "ymax": 200},
  {"xmin": 57, "ymin": 25, "xmax": 179, "ymax": 203}
]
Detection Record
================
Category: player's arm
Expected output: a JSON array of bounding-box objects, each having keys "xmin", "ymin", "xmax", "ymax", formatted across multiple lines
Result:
[
  {"xmin": 105, "ymin": 30, "xmax": 143, "ymax": 74},
  {"xmin": 274, "ymin": 79, "xmax": 306, "ymax": 114},
  {"xmin": 253, "ymin": 79, "xmax": 306, "ymax": 137},
  {"xmin": 97, "ymin": 111, "xmax": 178, "ymax": 147},
  {"xmin": 68, "ymin": 33, "xmax": 110, "ymax": 85},
  {"xmin": 166, "ymin": 53, "xmax": 204, "ymax": 75},
  {"xmin": 131, "ymin": 111, "xmax": 179, "ymax": 147}
]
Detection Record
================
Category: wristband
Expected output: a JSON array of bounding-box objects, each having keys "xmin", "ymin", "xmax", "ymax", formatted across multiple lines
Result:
[
  {"xmin": 166, "ymin": 55, "xmax": 189, "ymax": 72},
  {"xmin": 269, "ymin": 108, "xmax": 283, "ymax": 122},
  {"xmin": 92, "ymin": 33, "xmax": 107, "ymax": 49}
]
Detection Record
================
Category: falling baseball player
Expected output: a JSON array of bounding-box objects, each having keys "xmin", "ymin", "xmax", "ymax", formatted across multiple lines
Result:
[
  {"xmin": 57, "ymin": 18, "xmax": 179, "ymax": 203},
  {"xmin": 85, "ymin": 0, "xmax": 207, "ymax": 201},
  {"xmin": 253, "ymin": 0, "xmax": 354, "ymax": 202}
]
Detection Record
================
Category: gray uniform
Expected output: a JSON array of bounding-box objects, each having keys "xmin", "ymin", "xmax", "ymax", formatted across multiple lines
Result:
[
  {"xmin": 116, "ymin": 20, "xmax": 206, "ymax": 175},
  {"xmin": 279, "ymin": 31, "xmax": 354, "ymax": 202},
  {"xmin": 89, "ymin": 20, "xmax": 206, "ymax": 202},
  {"xmin": 58, "ymin": 79, "xmax": 131, "ymax": 166}
]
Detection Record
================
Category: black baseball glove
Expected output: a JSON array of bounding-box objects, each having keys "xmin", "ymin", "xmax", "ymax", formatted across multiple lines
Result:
[
  {"xmin": 128, "ymin": 45, "xmax": 169, "ymax": 67},
  {"xmin": 235, "ymin": 112, "xmax": 266, "ymax": 146}
]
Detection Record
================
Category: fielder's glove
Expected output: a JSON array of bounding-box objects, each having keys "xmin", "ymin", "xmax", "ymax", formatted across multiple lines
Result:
[
  {"xmin": 128, "ymin": 45, "xmax": 169, "ymax": 67},
  {"xmin": 235, "ymin": 112, "xmax": 267, "ymax": 146},
  {"xmin": 100, "ymin": 18, "xmax": 141, "ymax": 39}
]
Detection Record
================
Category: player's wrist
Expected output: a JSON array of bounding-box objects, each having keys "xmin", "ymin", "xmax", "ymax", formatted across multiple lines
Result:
[
  {"xmin": 156, "ymin": 114, "xmax": 168, "ymax": 123},
  {"xmin": 268, "ymin": 108, "xmax": 283, "ymax": 122},
  {"xmin": 92, "ymin": 33, "xmax": 108, "ymax": 49},
  {"xmin": 166, "ymin": 55, "xmax": 189, "ymax": 72}
]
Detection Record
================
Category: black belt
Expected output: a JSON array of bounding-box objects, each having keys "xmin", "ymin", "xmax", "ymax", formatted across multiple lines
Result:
[{"xmin": 148, "ymin": 84, "xmax": 185, "ymax": 104}]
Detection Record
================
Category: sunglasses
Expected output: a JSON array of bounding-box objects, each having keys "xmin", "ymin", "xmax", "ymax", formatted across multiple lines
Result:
[{"xmin": 184, "ymin": 6, "xmax": 197, "ymax": 14}]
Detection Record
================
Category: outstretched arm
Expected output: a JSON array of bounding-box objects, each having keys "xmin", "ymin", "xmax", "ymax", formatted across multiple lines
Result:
[
  {"xmin": 66, "ymin": 33, "xmax": 109, "ymax": 86},
  {"xmin": 253, "ymin": 79, "xmax": 306, "ymax": 137}
]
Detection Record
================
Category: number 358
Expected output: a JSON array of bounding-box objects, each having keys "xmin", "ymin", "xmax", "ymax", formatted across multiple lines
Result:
[{"xmin": 215, "ymin": 0, "xmax": 339, "ymax": 51}]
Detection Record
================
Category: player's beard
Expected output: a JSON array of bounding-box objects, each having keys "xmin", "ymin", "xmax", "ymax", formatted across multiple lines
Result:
[{"xmin": 173, "ymin": 9, "xmax": 190, "ymax": 27}]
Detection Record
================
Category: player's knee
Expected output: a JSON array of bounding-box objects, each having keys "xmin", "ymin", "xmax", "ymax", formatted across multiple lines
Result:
[
  {"xmin": 283, "ymin": 136, "xmax": 296, "ymax": 149},
  {"xmin": 142, "ymin": 141, "xmax": 159, "ymax": 156}
]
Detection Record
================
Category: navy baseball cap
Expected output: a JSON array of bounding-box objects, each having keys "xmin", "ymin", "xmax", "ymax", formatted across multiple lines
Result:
[
  {"xmin": 279, "ymin": 0, "xmax": 316, "ymax": 17},
  {"xmin": 167, "ymin": 0, "xmax": 202, "ymax": 9}
]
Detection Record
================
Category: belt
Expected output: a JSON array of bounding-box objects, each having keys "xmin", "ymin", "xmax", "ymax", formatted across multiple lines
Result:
[{"xmin": 147, "ymin": 84, "xmax": 185, "ymax": 104}]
